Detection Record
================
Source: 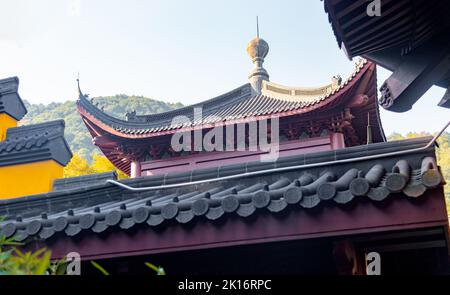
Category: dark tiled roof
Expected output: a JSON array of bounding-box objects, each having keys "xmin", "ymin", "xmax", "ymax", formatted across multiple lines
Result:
[
  {"xmin": 0, "ymin": 77, "xmax": 27, "ymax": 121},
  {"xmin": 53, "ymin": 171, "xmax": 117, "ymax": 191},
  {"xmin": 0, "ymin": 137, "xmax": 443, "ymax": 242},
  {"xmin": 323, "ymin": 0, "xmax": 450, "ymax": 59},
  {"xmin": 0, "ymin": 120, "xmax": 72, "ymax": 167},
  {"xmin": 439, "ymin": 89, "xmax": 450, "ymax": 108},
  {"xmin": 78, "ymin": 83, "xmax": 252, "ymax": 134},
  {"xmin": 77, "ymin": 60, "xmax": 370, "ymax": 136}
]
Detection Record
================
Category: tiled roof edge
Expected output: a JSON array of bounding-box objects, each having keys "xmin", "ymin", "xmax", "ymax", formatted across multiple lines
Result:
[
  {"xmin": 5, "ymin": 119, "xmax": 65, "ymax": 137},
  {"xmin": 78, "ymin": 83, "xmax": 252, "ymax": 128},
  {"xmin": 0, "ymin": 136, "xmax": 434, "ymax": 208},
  {"xmin": 0, "ymin": 155, "xmax": 444, "ymax": 241},
  {"xmin": 0, "ymin": 119, "xmax": 72, "ymax": 167},
  {"xmin": 53, "ymin": 171, "xmax": 118, "ymax": 191},
  {"xmin": 0, "ymin": 76, "xmax": 27, "ymax": 121}
]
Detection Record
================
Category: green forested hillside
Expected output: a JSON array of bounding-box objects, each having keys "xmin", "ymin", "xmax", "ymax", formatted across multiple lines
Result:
[{"xmin": 22, "ymin": 95, "xmax": 183, "ymax": 160}]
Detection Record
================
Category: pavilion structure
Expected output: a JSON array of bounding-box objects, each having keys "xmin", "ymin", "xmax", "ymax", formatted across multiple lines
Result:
[
  {"xmin": 0, "ymin": 34, "xmax": 448, "ymax": 274},
  {"xmin": 0, "ymin": 77, "xmax": 72, "ymax": 199},
  {"xmin": 77, "ymin": 37, "xmax": 385, "ymax": 177}
]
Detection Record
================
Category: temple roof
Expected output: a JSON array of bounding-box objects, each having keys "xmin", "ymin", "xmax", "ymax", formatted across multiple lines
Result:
[
  {"xmin": 0, "ymin": 120, "xmax": 73, "ymax": 167},
  {"xmin": 323, "ymin": 0, "xmax": 450, "ymax": 111},
  {"xmin": 0, "ymin": 77, "xmax": 27, "ymax": 121},
  {"xmin": 0, "ymin": 137, "xmax": 443, "ymax": 241},
  {"xmin": 77, "ymin": 59, "xmax": 382, "ymax": 139},
  {"xmin": 323, "ymin": 0, "xmax": 450, "ymax": 61}
]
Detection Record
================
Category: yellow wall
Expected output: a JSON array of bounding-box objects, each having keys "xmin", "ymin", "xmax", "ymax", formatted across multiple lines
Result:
[
  {"xmin": 0, "ymin": 160, "xmax": 63, "ymax": 199},
  {"xmin": 0, "ymin": 113, "xmax": 17, "ymax": 141}
]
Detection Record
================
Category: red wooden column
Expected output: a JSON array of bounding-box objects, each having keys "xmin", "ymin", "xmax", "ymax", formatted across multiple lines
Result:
[
  {"xmin": 330, "ymin": 132, "xmax": 345, "ymax": 150},
  {"xmin": 130, "ymin": 161, "xmax": 142, "ymax": 178}
]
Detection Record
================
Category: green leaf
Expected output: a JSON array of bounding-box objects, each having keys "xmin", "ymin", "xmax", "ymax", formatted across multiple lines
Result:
[
  {"xmin": 144, "ymin": 262, "xmax": 166, "ymax": 275},
  {"xmin": 90, "ymin": 261, "xmax": 110, "ymax": 275},
  {"xmin": 52, "ymin": 259, "xmax": 68, "ymax": 275}
]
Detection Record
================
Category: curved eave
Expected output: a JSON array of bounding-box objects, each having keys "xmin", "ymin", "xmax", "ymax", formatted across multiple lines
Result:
[
  {"xmin": 77, "ymin": 115, "xmax": 132, "ymax": 176},
  {"xmin": 323, "ymin": 0, "xmax": 450, "ymax": 59},
  {"xmin": 77, "ymin": 60, "xmax": 381, "ymax": 141}
]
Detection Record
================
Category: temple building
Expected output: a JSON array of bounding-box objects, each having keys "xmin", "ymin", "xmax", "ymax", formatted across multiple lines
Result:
[
  {"xmin": 323, "ymin": 0, "xmax": 450, "ymax": 111},
  {"xmin": 0, "ymin": 77, "xmax": 72, "ymax": 199},
  {"xmin": 0, "ymin": 34, "xmax": 448, "ymax": 274},
  {"xmin": 77, "ymin": 37, "xmax": 385, "ymax": 177}
]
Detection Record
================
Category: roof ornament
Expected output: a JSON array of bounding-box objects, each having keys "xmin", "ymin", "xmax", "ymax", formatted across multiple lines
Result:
[
  {"xmin": 256, "ymin": 16, "xmax": 260, "ymax": 38},
  {"xmin": 332, "ymin": 75, "xmax": 342, "ymax": 89},
  {"xmin": 126, "ymin": 110, "xmax": 137, "ymax": 122},
  {"xmin": 355, "ymin": 58, "xmax": 366, "ymax": 69},
  {"xmin": 247, "ymin": 16, "xmax": 269, "ymax": 95},
  {"xmin": 77, "ymin": 73, "xmax": 81, "ymax": 95},
  {"xmin": 76, "ymin": 73, "xmax": 87, "ymax": 100}
]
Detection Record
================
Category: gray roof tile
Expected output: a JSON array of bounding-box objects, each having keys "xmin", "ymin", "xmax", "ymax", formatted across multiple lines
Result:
[
  {"xmin": 0, "ymin": 137, "xmax": 444, "ymax": 242},
  {"xmin": 0, "ymin": 120, "xmax": 72, "ymax": 167},
  {"xmin": 0, "ymin": 76, "xmax": 27, "ymax": 121}
]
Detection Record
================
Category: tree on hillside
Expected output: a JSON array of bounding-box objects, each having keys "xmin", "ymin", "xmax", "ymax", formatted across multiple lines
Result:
[
  {"xmin": 22, "ymin": 95, "xmax": 183, "ymax": 161},
  {"xmin": 64, "ymin": 153, "xmax": 128, "ymax": 179},
  {"xmin": 90, "ymin": 154, "xmax": 128, "ymax": 179},
  {"xmin": 63, "ymin": 154, "xmax": 92, "ymax": 178}
]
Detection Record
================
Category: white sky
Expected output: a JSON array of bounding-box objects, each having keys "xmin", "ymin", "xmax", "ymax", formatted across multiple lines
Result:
[{"xmin": 0, "ymin": 0, "xmax": 448, "ymax": 135}]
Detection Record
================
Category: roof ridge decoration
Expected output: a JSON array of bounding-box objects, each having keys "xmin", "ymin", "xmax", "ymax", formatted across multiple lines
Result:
[
  {"xmin": 0, "ymin": 76, "xmax": 27, "ymax": 121},
  {"xmin": 0, "ymin": 119, "xmax": 72, "ymax": 167},
  {"xmin": 0, "ymin": 137, "xmax": 443, "ymax": 241},
  {"xmin": 4, "ymin": 119, "xmax": 65, "ymax": 139},
  {"xmin": 261, "ymin": 59, "xmax": 366, "ymax": 102},
  {"xmin": 247, "ymin": 36, "xmax": 269, "ymax": 94},
  {"xmin": 262, "ymin": 78, "xmax": 341, "ymax": 102},
  {"xmin": 53, "ymin": 171, "xmax": 118, "ymax": 191}
]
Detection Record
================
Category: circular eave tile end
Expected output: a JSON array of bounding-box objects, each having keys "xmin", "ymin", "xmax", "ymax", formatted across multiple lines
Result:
[
  {"xmin": 161, "ymin": 203, "xmax": 179, "ymax": 220},
  {"xmin": 133, "ymin": 207, "xmax": 150, "ymax": 224},
  {"xmin": 284, "ymin": 187, "xmax": 303, "ymax": 204},
  {"xmin": 252, "ymin": 191, "xmax": 271, "ymax": 208},
  {"xmin": 349, "ymin": 178, "xmax": 370, "ymax": 196},
  {"xmin": 317, "ymin": 183, "xmax": 337, "ymax": 200},
  {"xmin": 192, "ymin": 199, "xmax": 209, "ymax": 216},
  {"xmin": 422, "ymin": 170, "xmax": 442, "ymax": 188},
  {"xmin": 222, "ymin": 196, "xmax": 239, "ymax": 213},
  {"xmin": 385, "ymin": 174, "xmax": 407, "ymax": 193}
]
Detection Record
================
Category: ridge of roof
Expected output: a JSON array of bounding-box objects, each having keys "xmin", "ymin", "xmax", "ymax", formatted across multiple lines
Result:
[
  {"xmin": 0, "ymin": 76, "xmax": 27, "ymax": 121},
  {"xmin": 0, "ymin": 119, "xmax": 73, "ymax": 167},
  {"xmin": 78, "ymin": 83, "xmax": 252, "ymax": 127}
]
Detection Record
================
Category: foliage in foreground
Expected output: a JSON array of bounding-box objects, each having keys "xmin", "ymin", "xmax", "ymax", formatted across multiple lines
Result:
[
  {"xmin": 90, "ymin": 260, "xmax": 166, "ymax": 275},
  {"xmin": 0, "ymin": 234, "xmax": 165, "ymax": 275},
  {"xmin": 0, "ymin": 235, "xmax": 53, "ymax": 275}
]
